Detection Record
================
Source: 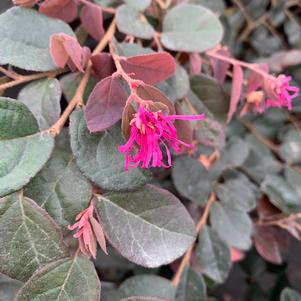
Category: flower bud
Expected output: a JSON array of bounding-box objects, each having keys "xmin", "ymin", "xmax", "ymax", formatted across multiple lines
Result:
[{"xmin": 246, "ymin": 90, "xmax": 264, "ymax": 105}]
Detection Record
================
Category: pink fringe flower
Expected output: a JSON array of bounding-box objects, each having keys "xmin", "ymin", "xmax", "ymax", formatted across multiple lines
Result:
[
  {"xmin": 265, "ymin": 74, "xmax": 299, "ymax": 110},
  {"xmin": 68, "ymin": 203, "xmax": 107, "ymax": 258},
  {"xmin": 119, "ymin": 106, "xmax": 205, "ymax": 170}
]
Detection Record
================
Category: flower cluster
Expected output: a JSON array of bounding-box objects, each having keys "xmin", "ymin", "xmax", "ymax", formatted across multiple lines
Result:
[
  {"xmin": 68, "ymin": 203, "xmax": 107, "ymax": 258},
  {"xmin": 119, "ymin": 106, "xmax": 205, "ymax": 170}
]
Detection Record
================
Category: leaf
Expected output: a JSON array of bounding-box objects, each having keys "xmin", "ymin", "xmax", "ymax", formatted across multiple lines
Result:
[
  {"xmin": 0, "ymin": 273, "xmax": 22, "ymax": 301},
  {"xmin": 121, "ymin": 298, "xmax": 169, "ymax": 301},
  {"xmin": 39, "ymin": 0, "xmax": 78, "ymax": 23},
  {"xmin": 0, "ymin": 97, "xmax": 39, "ymax": 139},
  {"xmin": 161, "ymin": 4, "xmax": 223, "ymax": 52},
  {"xmin": 190, "ymin": 75, "xmax": 230, "ymax": 123},
  {"xmin": 15, "ymin": 255, "xmax": 100, "ymax": 301},
  {"xmin": 80, "ymin": 2, "xmax": 104, "ymax": 41},
  {"xmin": 253, "ymin": 225, "xmax": 284, "ymax": 264},
  {"xmin": 70, "ymin": 109, "xmax": 150, "ymax": 191},
  {"xmin": 60, "ymin": 72, "xmax": 97, "ymax": 104},
  {"xmin": 120, "ymin": 52, "xmax": 176, "ymax": 85},
  {"xmin": 0, "ymin": 191, "xmax": 68, "ymax": 281},
  {"xmin": 209, "ymin": 47, "xmax": 230, "ymax": 85},
  {"xmin": 0, "ymin": 131, "xmax": 54, "ymax": 197},
  {"xmin": 210, "ymin": 202, "xmax": 252, "ymax": 250},
  {"xmin": 114, "ymin": 41, "xmax": 154, "ymax": 57},
  {"xmin": 116, "ymin": 4, "xmax": 155, "ymax": 39},
  {"xmin": 189, "ymin": 0, "xmax": 225, "ymax": 14},
  {"xmin": 25, "ymin": 130, "xmax": 92, "ymax": 232},
  {"xmin": 227, "ymin": 64, "xmax": 243, "ymax": 123},
  {"xmin": 91, "ymin": 53, "xmax": 116, "ymax": 81},
  {"xmin": 85, "ymin": 76, "xmax": 128, "ymax": 132},
  {"xmin": 123, "ymin": 0, "xmax": 151, "ymax": 11},
  {"xmin": 281, "ymin": 288, "xmax": 301, "ymax": 301},
  {"xmin": 172, "ymin": 156, "xmax": 218, "ymax": 205},
  {"xmin": 196, "ymin": 225, "xmax": 231, "ymax": 283},
  {"xmin": 0, "ymin": 7, "xmax": 75, "ymax": 71},
  {"xmin": 18, "ymin": 78, "xmax": 62, "ymax": 130},
  {"xmin": 136, "ymin": 84, "xmax": 175, "ymax": 114},
  {"xmin": 175, "ymin": 267, "xmax": 207, "ymax": 301},
  {"xmin": 279, "ymin": 129, "xmax": 301, "ymax": 164},
  {"xmin": 118, "ymin": 275, "xmax": 176, "ymax": 300},
  {"xmin": 215, "ymin": 179, "xmax": 256, "ymax": 212},
  {"xmin": 94, "ymin": 184, "xmax": 196, "ymax": 267}
]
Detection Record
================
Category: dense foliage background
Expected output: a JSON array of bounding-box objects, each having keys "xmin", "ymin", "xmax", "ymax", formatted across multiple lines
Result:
[{"xmin": 0, "ymin": 0, "xmax": 301, "ymax": 300}]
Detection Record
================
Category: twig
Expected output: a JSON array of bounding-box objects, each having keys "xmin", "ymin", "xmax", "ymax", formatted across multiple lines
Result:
[
  {"xmin": 49, "ymin": 18, "xmax": 116, "ymax": 136},
  {"xmin": 0, "ymin": 69, "xmax": 66, "ymax": 92},
  {"xmin": 171, "ymin": 192, "xmax": 216, "ymax": 287},
  {"xmin": 0, "ymin": 66, "xmax": 20, "ymax": 80},
  {"xmin": 239, "ymin": 118, "xmax": 279, "ymax": 153}
]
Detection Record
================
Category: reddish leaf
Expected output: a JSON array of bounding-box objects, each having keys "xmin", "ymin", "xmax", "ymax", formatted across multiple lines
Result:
[
  {"xmin": 136, "ymin": 84, "xmax": 175, "ymax": 115},
  {"xmin": 227, "ymin": 64, "xmax": 244, "ymax": 123},
  {"xmin": 91, "ymin": 53, "xmax": 116, "ymax": 81},
  {"xmin": 189, "ymin": 52, "xmax": 202, "ymax": 76},
  {"xmin": 85, "ymin": 76, "xmax": 128, "ymax": 132},
  {"xmin": 210, "ymin": 47, "xmax": 230, "ymax": 85},
  {"xmin": 80, "ymin": 2, "xmax": 104, "ymax": 41},
  {"xmin": 120, "ymin": 52, "xmax": 176, "ymax": 85},
  {"xmin": 257, "ymin": 197, "xmax": 281, "ymax": 220},
  {"xmin": 247, "ymin": 64, "xmax": 268, "ymax": 93},
  {"xmin": 40, "ymin": 0, "xmax": 77, "ymax": 23},
  {"xmin": 174, "ymin": 102, "xmax": 193, "ymax": 148},
  {"xmin": 230, "ymin": 248, "xmax": 244, "ymax": 262},
  {"xmin": 50, "ymin": 33, "xmax": 91, "ymax": 72},
  {"xmin": 253, "ymin": 225, "xmax": 285, "ymax": 264}
]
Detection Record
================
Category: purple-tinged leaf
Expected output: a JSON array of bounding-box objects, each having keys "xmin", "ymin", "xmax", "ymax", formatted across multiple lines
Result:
[
  {"xmin": 247, "ymin": 64, "xmax": 268, "ymax": 93},
  {"xmin": 85, "ymin": 76, "xmax": 128, "ymax": 132},
  {"xmin": 120, "ymin": 52, "xmax": 176, "ymax": 85},
  {"xmin": 91, "ymin": 53, "xmax": 116, "ymax": 81},
  {"xmin": 210, "ymin": 47, "xmax": 230, "ymax": 84},
  {"xmin": 227, "ymin": 64, "xmax": 244, "ymax": 123},
  {"xmin": 189, "ymin": 52, "xmax": 202, "ymax": 76},
  {"xmin": 80, "ymin": 2, "xmax": 104, "ymax": 41}
]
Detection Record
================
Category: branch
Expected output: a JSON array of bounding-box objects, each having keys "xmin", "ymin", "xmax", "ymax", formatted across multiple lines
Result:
[
  {"xmin": 49, "ymin": 18, "xmax": 116, "ymax": 136},
  {"xmin": 171, "ymin": 192, "xmax": 216, "ymax": 287}
]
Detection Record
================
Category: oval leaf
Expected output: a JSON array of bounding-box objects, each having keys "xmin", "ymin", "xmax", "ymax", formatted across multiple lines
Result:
[
  {"xmin": 15, "ymin": 256, "xmax": 100, "ymax": 301},
  {"xmin": 0, "ymin": 192, "xmax": 68, "ymax": 281},
  {"xmin": 161, "ymin": 4, "xmax": 223, "ymax": 52},
  {"xmin": 0, "ymin": 7, "xmax": 75, "ymax": 71},
  {"xmin": 94, "ymin": 184, "xmax": 196, "ymax": 267},
  {"xmin": 70, "ymin": 109, "xmax": 150, "ymax": 191}
]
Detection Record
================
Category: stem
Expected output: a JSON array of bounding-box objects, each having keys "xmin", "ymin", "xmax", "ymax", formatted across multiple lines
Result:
[
  {"xmin": 171, "ymin": 192, "xmax": 216, "ymax": 287},
  {"xmin": 206, "ymin": 48, "xmax": 270, "ymax": 78},
  {"xmin": 0, "ymin": 66, "xmax": 19, "ymax": 80},
  {"xmin": 239, "ymin": 118, "xmax": 279, "ymax": 153},
  {"xmin": 0, "ymin": 69, "xmax": 66, "ymax": 92},
  {"xmin": 49, "ymin": 18, "xmax": 116, "ymax": 136}
]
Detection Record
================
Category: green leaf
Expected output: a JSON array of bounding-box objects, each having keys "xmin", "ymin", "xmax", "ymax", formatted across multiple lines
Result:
[
  {"xmin": 15, "ymin": 256, "xmax": 100, "ymax": 301},
  {"xmin": 175, "ymin": 267, "xmax": 207, "ymax": 301},
  {"xmin": 172, "ymin": 156, "xmax": 221, "ymax": 205},
  {"xmin": 94, "ymin": 184, "xmax": 196, "ymax": 267},
  {"xmin": 60, "ymin": 72, "xmax": 97, "ymax": 104},
  {"xmin": 190, "ymin": 75, "xmax": 230, "ymax": 123},
  {"xmin": 0, "ymin": 192, "xmax": 68, "ymax": 281},
  {"xmin": 196, "ymin": 225, "xmax": 231, "ymax": 283},
  {"xmin": 0, "ymin": 7, "xmax": 75, "ymax": 71},
  {"xmin": 281, "ymin": 288, "xmax": 301, "ymax": 301},
  {"xmin": 69, "ymin": 109, "xmax": 150, "ymax": 191},
  {"xmin": 279, "ymin": 129, "xmax": 301, "ymax": 164},
  {"xmin": 18, "ymin": 78, "xmax": 62, "ymax": 130},
  {"xmin": 119, "ymin": 275, "xmax": 176, "ymax": 300},
  {"xmin": 161, "ymin": 4, "xmax": 223, "ymax": 52},
  {"xmin": 116, "ymin": 4, "xmax": 155, "ymax": 39},
  {"xmin": 25, "ymin": 130, "xmax": 92, "ymax": 232},
  {"xmin": 0, "ymin": 273, "xmax": 22, "ymax": 301},
  {"xmin": 114, "ymin": 41, "xmax": 154, "ymax": 57},
  {"xmin": 0, "ymin": 131, "xmax": 54, "ymax": 197},
  {"xmin": 210, "ymin": 202, "xmax": 252, "ymax": 250},
  {"xmin": 123, "ymin": 0, "xmax": 151, "ymax": 11},
  {"xmin": 189, "ymin": 0, "xmax": 225, "ymax": 14},
  {"xmin": 0, "ymin": 97, "xmax": 39, "ymax": 139},
  {"xmin": 215, "ymin": 179, "xmax": 257, "ymax": 212}
]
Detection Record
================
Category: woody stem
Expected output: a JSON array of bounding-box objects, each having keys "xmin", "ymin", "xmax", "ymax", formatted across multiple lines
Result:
[
  {"xmin": 171, "ymin": 192, "xmax": 216, "ymax": 287},
  {"xmin": 49, "ymin": 18, "xmax": 116, "ymax": 136}
]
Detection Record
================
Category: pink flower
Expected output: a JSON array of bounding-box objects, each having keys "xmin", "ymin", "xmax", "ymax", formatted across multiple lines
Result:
[
  {"xmin": 119, "ymin": 106, "xmax": 205, "ymax": 170},
  {"xmin": 68, "ymin": 203, "xmax": 107, "ymax": 258},
  {"xmin": 265, "ymin": 74, "xmax": 299, "ymax": 110}
]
